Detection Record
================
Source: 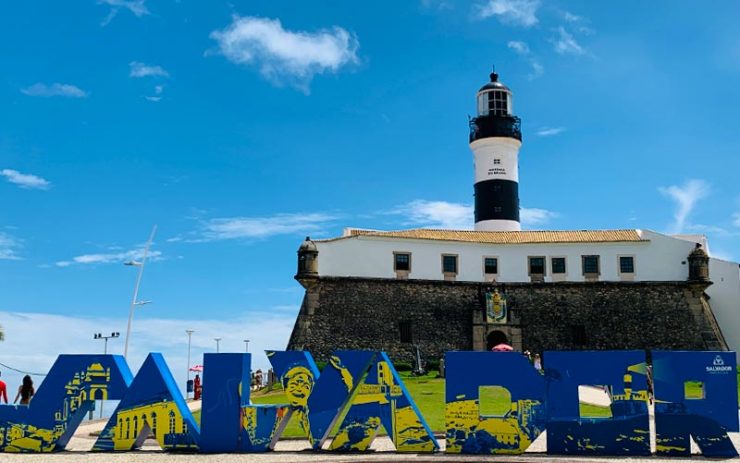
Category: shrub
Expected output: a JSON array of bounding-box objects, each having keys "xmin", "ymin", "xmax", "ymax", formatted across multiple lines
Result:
[{"xmin": 394, "ymin": 361, "xmax": 413, "ymax": 372}]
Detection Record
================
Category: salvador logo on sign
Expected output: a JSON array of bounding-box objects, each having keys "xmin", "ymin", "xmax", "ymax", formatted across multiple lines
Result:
[
  {"xmin": 707, "ymin": 354, "xmax": 732, "ymax": 373},
  {"xmin": 0, "ymin": 350, "xmax": 736, "ymax": 457}
]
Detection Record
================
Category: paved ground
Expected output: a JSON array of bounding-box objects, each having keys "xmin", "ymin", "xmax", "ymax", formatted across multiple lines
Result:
[{"xmin": 0, "ymin": 401, "xmax": 737, "ymax": 462}]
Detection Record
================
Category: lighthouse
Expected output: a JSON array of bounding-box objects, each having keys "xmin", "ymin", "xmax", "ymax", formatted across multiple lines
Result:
[{"xmin": 469, "ymin": 70, "xmax": 522, "ymax": 231}]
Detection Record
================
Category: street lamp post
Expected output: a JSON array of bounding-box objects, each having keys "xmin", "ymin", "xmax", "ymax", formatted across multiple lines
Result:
[
  {"xmin": 186, "ymin": 329, "xmax": 195, "ymax": 398},
  {"xmin": 123, "ymin": 225, "xmax": 157, "ymax": 359},
  {"xmin": 94, "ymin": 332, "xmax": 120, "ymax": 419},
  {"xmin": 243, "ymin": 339, "xmax": 250, "ymax": 353},
  {"xmin": 94, "ymin": 332, "xmax": 120, "ymax": 355},
  {"xmin": 214, "ymin": 337, "xmax": 222, "ymax": 353}
]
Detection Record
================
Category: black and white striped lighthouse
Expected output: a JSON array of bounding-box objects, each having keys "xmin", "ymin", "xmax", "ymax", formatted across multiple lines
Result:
[{"xmin": 469, "ymin": 70, "xmax": 522, "ymax": 231}]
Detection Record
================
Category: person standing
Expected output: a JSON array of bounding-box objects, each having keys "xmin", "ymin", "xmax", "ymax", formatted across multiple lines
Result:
[
  {"xmin": 193, "ymin": 374, "xmax": 202, "ymax": 400},
  {"xmin": 533, "ymin": 354, "xmax": 542, "ymax": 373},
  {"xmin": 14, "ymin": 375, "xmax": 34, "ymax": 405},
  {"xmin": 0, "ymin": 371, "xmax": 8, "ymax": 404}
]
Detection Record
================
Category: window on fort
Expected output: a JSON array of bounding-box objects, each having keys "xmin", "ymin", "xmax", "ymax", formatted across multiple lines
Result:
[
  {"xmin": 484, "ymin": 257, "xmax": 498, "ymax": 274},
  {"xmin": 529, "ymin": 256, "xmax": 546, "ymax": 275},
  {"xmin": 552, "ymin": 257, "xmax": 566, "ymax": 274},
  {"xmin": 582, "ymin": 255, "xmax": 600, "ymax": 274},
  {"xmin": 394, "ymin": 252, "xmax": 411, "ymax": 271},
  {"xmin": 570, "ymin": 324, "xmax": 588, "ymax": 346},
  {"xmin": 399, "ymin": 321, "xmax": 413, "ymax": 343},
  {"xmin": 494, "ymin": 158, "xmax": 501, "ymax": 165},
  {"xmin": 619, "ymin": 256, "xmax": 635, "ymax": 274},
  {"xmin": 442, "ymin": 255, "xmax": 458, "ymax": 273},
  {"xmin": 493, "ymin": 206, "xmax": 503, "ymax": 213}
]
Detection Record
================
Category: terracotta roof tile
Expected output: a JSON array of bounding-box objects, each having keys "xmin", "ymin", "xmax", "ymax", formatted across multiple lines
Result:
[{"xmin": 322, "ymin": 228, "xmax": 647, "ymax": 244}]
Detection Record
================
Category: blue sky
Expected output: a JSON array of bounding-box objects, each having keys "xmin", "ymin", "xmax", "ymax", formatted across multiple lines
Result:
[{"xmin": 1, "ymin": 0, "xmax": 740, "ymax": 390}]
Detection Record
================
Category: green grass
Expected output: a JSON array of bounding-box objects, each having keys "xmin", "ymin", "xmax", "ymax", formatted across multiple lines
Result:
[
  {"xmin": 478, "ymin": 386, "xmax": 512, "ymax": 416},
  {"xmin": 684, "ymin": 381, "xmax": 705, "ymax": 400},
  {"xmin": 579, "ymin": 403, "xmax": 612, "ymax": 418}
]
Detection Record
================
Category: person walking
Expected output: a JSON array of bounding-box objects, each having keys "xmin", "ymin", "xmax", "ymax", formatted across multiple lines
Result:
[
  {"xmin": 14, "ymin": 375, "xmax": 34, "ymax": 405},
  {"xmin": 0, "ymin": 371, "xmax": 8, "ymax": 404}
]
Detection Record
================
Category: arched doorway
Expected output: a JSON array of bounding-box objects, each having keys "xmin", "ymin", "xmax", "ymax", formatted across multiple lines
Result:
[{"xmin": 486, "ymin": 330, "xmax": 508, "ymax": 351}]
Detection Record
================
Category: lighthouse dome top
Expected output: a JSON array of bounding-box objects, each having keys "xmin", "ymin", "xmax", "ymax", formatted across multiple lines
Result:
[{"xmin": 478, "ymin": 71, "xmax": 510, "ymax": 93}]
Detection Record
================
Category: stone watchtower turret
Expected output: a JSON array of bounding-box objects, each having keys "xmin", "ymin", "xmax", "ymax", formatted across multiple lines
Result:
[
  {"xmin": 688, "ymin": 243, "xmax": 710, "ymax": 281},
  {"xmin": 296, "ymin": 237, "xmax": 318, "ymax": 288}
]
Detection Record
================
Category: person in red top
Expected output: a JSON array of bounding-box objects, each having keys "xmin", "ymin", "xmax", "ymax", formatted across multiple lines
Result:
[
  {"xmin": 0, "ymin": 370, "xmax": 8, "ymax": 404},
  {"xmin": 193, "ymin": 374, "xmax": 201, "ymax": 401}
]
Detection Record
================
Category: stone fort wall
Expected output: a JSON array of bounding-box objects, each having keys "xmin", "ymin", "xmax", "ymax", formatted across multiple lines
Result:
[{"xmin": 287, "ymin": 277, "xmax": 725, "ymax": 364}]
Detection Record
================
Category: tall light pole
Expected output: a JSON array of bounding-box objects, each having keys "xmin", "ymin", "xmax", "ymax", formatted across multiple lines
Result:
[
  {"xmin": 186, "ymin": 329, "xmax": 195, "ymax": 398},
  {"xmin": 214, "ymin": 337, "xmax": 222, "ymax": 353},
  {"xmin": 243, "ymin": 339, "xmax": 250, "ymax": 353},
  {"xmin": 94, "ymin": 332, "xmax": 120, "ymax": 355},
  {"xmin": 123, "ymin": 225, "xmax": 157, "ymax": 359},
  {"xmin": 94, "ymin": 332, "xmax": 120, "ymax": 419}
]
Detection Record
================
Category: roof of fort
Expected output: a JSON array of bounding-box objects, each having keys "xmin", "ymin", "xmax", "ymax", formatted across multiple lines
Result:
[{"xmin": 318, "ymin": 228, "xmax": 648, "ymax": 245}]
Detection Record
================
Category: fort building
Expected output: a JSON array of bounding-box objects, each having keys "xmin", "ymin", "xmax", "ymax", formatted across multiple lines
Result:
[{"xmin": 287, "ymin": 71, "xmax": 740, "ymax": 365}]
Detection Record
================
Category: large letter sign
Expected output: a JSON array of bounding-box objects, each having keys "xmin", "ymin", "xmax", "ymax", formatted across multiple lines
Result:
[
  {"xmin": 0, "ymin": 349, "xmax": 736, "ymax": 456},
  {"xmin": 0, "ymin": 355, "xmax": 131, "ymax": 452},
  {"xmin": 199, "ymin": 353, "xmax": 288, "ymax": 452},
  {"xmin": 545, "ymin": 351, "xmax": 651, "ymax": 456},
  {"xmin": 329, "ymin": 351, "xmax": 438, "ymax": 452},
  {"xmin": 445, "ymin": 351, "xmax": 546, "ymax": 454},
  {"xmin": 653, "ymin": 350, "xmax": 739, "ymax": 457},
  {"xmin": 92, "ymin": 353, "xmax": 199, "ymax": 451},
  {"xmin": 266, "ymin": 350, "xmax": 437, "ymax": 452}
]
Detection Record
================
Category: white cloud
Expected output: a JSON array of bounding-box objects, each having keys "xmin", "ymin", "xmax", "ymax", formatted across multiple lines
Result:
[
  {"xmin": 209, "ymin": 16, "xmax": 359, "ymax": 92},
  {"xmin": 0, "ymin": 232, "xmax": 22, "ymax": 260},
  {"xmin": 529, "ymin": 61, "xmax": 544, "ymax": 78},
  {"xmin": 562, "ymin": 11, "xmax": 594, "ymax": 34},
  {"xmin": 507, "ymin": 40, "xmax": 530, "ymax": 55},
  {"xmin": 1, "ymin": 169, "xmax": 51, "ymax": 190},
  {"xmin": 552, "ymin": 26, "xmax": 585, "ymax": 55},
  {"xmin": 99, "ymin": 0, "xmax": 149, "ymax": 26},
  {"xmin": 0, "ymin": 309, "xmax": 296, "ymax": 398},
  {"xmin": 56, "ymin": 246, "xmax": 162, "ymax": 268},
  {"xmin": 129, "ymin": 61, "xmax": 169, "ymax": 78},
  {"xmin": 520, "ymin": 207, "xmax": 558, "ymax": 227},
  {"xmin": 195, "ymin": 213, "xmax": 336, "ymax": 241},
  {"xmin": 21, "ymin": 83, "xmax": 87, "ymax": 98},
  {"xmin": 507, "ymin": 40, "xmax": 543, "ymax": 79},
  {"xmin": 477, "ymin": 0, "xmax": 540, "ymax": 27},
  {"xmin": 659, "ymin": 179, "xmax": 710, "ymax": 234},
  {"xmin": 733, "ymin": 212, "xmax": 740, "ymax": 227},
  {"xmin": 420, "ymin": 0, "xmax": 454, "ymax": 10},
  {"xmin": 145, "ymin": 85, "xmax": 164, "ymax": 102},
  {"xmin": 393, "ymin": 200, "xmax": 557, "ymax": 230},
  {"xmin": 535, "ymin": 127, "xmax": 565, "ymax": 137},
  {"xmin": 395, "ymin": 200, "xmax": 474, "ymax": 229}
]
